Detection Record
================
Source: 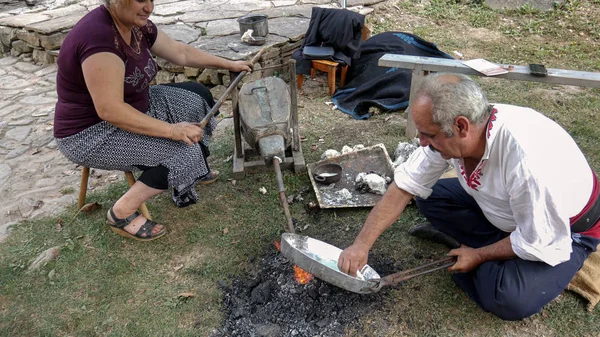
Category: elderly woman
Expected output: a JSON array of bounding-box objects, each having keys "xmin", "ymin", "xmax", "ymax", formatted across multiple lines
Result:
[{"xmin": 54, "ymin": 0, "xmax": 251, "ymax": 241}]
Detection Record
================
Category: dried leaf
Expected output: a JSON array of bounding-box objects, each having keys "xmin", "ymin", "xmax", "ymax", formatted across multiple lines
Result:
[
  {"xmin": 27, "ymin": 246, "xmax": 61, "ymax": 272},
  {"xmin": 223, "ymin": 228, "xmax": 229, "ymax": 234},
  {"xmin": 174, "ymin": 264, "xmax": 184, "ymax": 271},
  {"xmin": 177, "ymin": 292, "xmax": 196, "ymax": 299},
  {"xmin": 55, "ymin": 219, "xmax": 63, "ymax": 231},
  {"xmin": 80, "ymin": 202, "xmax": 101, "ymax": 213}
]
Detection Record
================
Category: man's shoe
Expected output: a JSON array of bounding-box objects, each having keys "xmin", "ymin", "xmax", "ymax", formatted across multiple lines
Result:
[{"xmin": 408, "ymin": 223, "xmax": 460, "ymax": 249}]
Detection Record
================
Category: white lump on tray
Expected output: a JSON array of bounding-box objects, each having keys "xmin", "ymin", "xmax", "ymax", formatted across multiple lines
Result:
[{"xmin": 355, "ymin": 172, "xmax": 391, "ymax": 195}]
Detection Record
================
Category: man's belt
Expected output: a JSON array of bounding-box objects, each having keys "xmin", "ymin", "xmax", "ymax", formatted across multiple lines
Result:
[{"xmin": 572, "ymin": 193, "xmax": 600, "ymax": 233}]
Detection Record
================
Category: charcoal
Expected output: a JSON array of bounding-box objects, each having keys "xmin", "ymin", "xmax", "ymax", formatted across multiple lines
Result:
[{"xmin": 209, "ymin": 247, "xmax": 388, "ymax": 337}]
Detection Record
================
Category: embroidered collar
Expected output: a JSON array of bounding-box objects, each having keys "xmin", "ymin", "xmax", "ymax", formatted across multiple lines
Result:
[{"xmin": 480, "ymin": 105, "xmax": 500, "ymax": 161}]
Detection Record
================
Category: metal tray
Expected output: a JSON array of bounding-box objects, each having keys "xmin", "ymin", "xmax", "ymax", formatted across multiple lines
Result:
[{"xmin": 307, "ymin": 144, "xmax": 394, "ymax": 208}]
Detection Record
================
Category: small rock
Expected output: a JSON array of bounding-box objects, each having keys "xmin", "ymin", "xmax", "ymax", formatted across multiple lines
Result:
[
  {"xmin": 320, "ymin": 149, "xmax": 340, "ymax": 160},
  {"xmin": 259, "ymin": 187, "xmax": 267, "ymax": 195}
]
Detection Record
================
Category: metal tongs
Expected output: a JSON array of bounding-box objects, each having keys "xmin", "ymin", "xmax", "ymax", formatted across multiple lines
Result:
[{"xmin": 367, "ymin": 256, "xmax": 457, "ymax": 292}]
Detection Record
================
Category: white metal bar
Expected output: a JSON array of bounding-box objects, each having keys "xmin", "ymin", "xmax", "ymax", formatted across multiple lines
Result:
[{"xmin": 379, "ymin": 54, "xmax": 600, "ymax": 88}]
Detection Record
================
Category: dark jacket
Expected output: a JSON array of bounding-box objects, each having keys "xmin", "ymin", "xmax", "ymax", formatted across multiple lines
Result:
[{"xmin": 292, "ymin": 8, "xmax": 365, "ymax": 75}]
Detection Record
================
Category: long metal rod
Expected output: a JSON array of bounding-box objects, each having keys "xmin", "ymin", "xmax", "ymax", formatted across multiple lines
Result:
[
  {"xmin": 199, "ymin": 47, "xmax": 267, "ymax": 128},
  {"xmin": 379, "ymin": 256, "xmax": 456, "ymax": 286},
  {"xmin": 273, "ymin": 157, "xmax": 295, "ymax": 233}
]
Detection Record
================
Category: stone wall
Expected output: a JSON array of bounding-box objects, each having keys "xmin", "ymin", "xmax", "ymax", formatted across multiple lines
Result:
[{"xmin": 0, "ymin": 0, "xmax": 377, "ymax": 88}]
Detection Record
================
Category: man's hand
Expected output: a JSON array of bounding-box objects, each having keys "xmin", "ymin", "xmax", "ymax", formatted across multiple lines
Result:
[
  {"xmin": 169, "ymin": 122, "xmax": 204, "ymax": 145},
  {"xmin": 338, "ymin": 242, "xmax": 370, "ymax": 277},
  {"xmin": 448, "ymin": 245, "xmax": 484, "ymax": 273}
]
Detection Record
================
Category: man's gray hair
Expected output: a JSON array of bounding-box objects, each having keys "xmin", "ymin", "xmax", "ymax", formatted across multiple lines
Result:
[{"xmin": 416, "ymin": 73, "xmax": 491, "ymax": 137}]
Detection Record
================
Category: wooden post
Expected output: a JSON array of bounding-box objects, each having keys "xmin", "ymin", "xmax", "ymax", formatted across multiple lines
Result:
[{"xmin": 78, "ymin": 167, "xmax": 90, "ymax": 209}]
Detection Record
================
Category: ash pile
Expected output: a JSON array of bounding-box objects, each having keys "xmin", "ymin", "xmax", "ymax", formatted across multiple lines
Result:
[{"xmin": 209, "ymin": 247, "xmax": 388, "ymax": 337}]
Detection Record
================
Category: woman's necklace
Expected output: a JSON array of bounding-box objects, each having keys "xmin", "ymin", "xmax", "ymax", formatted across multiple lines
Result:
[{"xmin": 114, "ymin": 23, "xmax": 141, "ymax": 55}]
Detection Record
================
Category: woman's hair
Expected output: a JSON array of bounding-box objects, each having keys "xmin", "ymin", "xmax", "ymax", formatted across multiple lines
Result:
[
  {"xmin": 104, "ymin": 0, "xmax": 132, "ymax": 7},
  {"xmin": 416, "ymin": 73, "xmax": 491, "ymax": 137}
]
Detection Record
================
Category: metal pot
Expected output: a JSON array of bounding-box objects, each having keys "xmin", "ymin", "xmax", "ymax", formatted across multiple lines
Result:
[
  {"xmin": 238, "ymin": 14, "xmax": 269, "ymax": 38},
  {"xmin": 312, "ymin": 163, "xmax": 342, "ymax": 184}
]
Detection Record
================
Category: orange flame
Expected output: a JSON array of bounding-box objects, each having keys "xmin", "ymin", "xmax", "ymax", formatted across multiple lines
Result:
[
  {"xmin": 274, "ymin": 241, "xmax": 314, "ymax": 284},
  {"xmin": 294, "ymin": 265, "xmax": 314, "ymax": 284}
]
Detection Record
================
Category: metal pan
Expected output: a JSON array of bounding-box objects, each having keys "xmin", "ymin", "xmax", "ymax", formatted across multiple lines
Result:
[
  {"xmin": 280, "ymin": 233, "xmax": 456, "ymax": 294},
  {"xmin": 281, "ymin": 233, "xmax": 381, "ymax": 294}
]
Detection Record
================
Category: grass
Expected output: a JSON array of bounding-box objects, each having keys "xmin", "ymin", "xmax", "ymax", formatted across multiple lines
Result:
[{"xmin": 1, "ymin": 0, "xmax": 600, "ymax": 336}]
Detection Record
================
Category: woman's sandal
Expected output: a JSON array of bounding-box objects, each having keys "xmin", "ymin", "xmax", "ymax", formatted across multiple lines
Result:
[
  {"xmin": 107, "ymin": 207, "xmax": 166, "ymax": 241},
  {"xmin": 199, "ymin": 170, "xmax": 219, "ymax": 185}
]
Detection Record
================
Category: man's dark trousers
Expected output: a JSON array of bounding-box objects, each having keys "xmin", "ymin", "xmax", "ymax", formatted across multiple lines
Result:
[{"xmin": 416, "ymin": 178, "xmax": 599, "ymax": 320}]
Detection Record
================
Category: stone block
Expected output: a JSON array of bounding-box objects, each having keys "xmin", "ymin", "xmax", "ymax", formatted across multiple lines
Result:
[
  {"xmin": 38, "ymin": 31, "xmax": 67, "ymax": 50},
  {"xmin": 209, "ymin": 85, "xmax": 227, "ymax": 101},
  {"xmin": 205, "ymin": 19, "xmax": 240, "ymax": 37},
  {"xmin": 159, "ymin": 23, "xmax": 201, "ymax": 44},
  {"xmin": 192, "ymin": 34, "xmax": 288, "ymax": 61},
  {"xmin": 179, "ymin": 10, "xmax": 246, "ymax": 24},
  {"xmin": 268, "ymin": 17, "xmax": 310, "ymax": 42},
  {"xmin": 32, "ymin": 49, "xmax": 55, "ymax": 64},
  {"xmin": 42, "ymin": 4, "xmax": 87, "ymax": 19},
  {"xmin": 241, "ymin": 63, "xmax": 262, "ymax": 85},
  {"xmin": 26, "ymin": 14, "xmax": 84, "ymax": 34},
  {"xmin": 5, "ymin": 126, "xmax": 31, "ymax": 142},
  {"xmin": 155, "ymin": 57, "xmax": 184, "ymax": 73},
  {"xmin": 281, "ymin": 39, "xmax": 303, "ymax": 53},
  {"xmin": 155, "ymin": 70, "xmax": 174, "ymax": 84},
  {"xmin": 272, "ymin": 0, "xmax": 298, "ymax": 6},
  {"xmin": 153, "ymin": 0, "xmax": 205, "ymax": 16},
  {"xmin": 16, "ymin": 29, "xmax": 39, "ymax": 47},
  {"xmin": 198, "ymin": 68, "xmax": 221, "ymax": 86},
  {"xmin": 222, "ymin": 73, "xmax": 230, "ymax": 87},
  {"xmin": 260, "ymin": 48, "xmax": 280, "ymax": 61},
  {"xmin": 258, "ymin": 4, "xmax": 314, "ymax": 19},
  {"xmin": 184, "ymin": 66, "xmax": 201, "ymax": 77},
  {"xmin": 300, "ymin": 0, "xmax": 332, "ymax": 4},
  {"xmin": 11, "ymin": 40, "xmax": 34, "ymax": 53},
  {"xmin": 0, "ymin": 13, "xmax": 50, "ymax": 28},
  {"xmin": 0, "ymin": 26, "xmax": 17, "ymax": 47},
  {"xmin": 0, "ymin": 43, "xmax": 10, "ymax": 54},
  {"xmin": 174, "ymin": 73, "xmax": 188, "ymax": 83}
]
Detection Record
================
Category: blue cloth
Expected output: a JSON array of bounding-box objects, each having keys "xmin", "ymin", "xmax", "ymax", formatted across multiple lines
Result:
[
  {"xmin": 331, "ymin": 32, "xmax": 453, "ymax": 120},
  {"xmin": 416, "ymin": 178, "xmax": 600, "ymax": 320}
]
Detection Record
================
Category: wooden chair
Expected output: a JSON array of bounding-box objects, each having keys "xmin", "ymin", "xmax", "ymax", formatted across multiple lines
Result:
[
  {"xmin": 296, "ymin": 25, "xmax": 371, "ymax": 96},
  {"xmin": 78, "ymin": 167, "xmax": 152, "ymax": 220}
]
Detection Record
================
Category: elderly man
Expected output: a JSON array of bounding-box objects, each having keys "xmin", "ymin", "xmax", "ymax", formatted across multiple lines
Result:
[{"xmin": 338, "ymin": 73, "xmax": 600, "ymax": 320}]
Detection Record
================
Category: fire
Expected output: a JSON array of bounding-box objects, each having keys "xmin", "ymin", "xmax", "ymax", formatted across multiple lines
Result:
[
  {"xmin": 294, "ymin": 265, "xmax": 314, "ymax": 284},
  {"xmin": 274, "ymin": 240, "xmax": 314, "ymax": 284}
]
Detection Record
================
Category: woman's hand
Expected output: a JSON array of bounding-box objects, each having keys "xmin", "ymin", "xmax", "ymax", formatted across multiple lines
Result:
[
  {"xmin": 229, "ymin": 60, "xmax": 253, "ymax": 73},
  {"xmin": 169, "ymin": 122, "xmax": 204, "ymax": 145}
]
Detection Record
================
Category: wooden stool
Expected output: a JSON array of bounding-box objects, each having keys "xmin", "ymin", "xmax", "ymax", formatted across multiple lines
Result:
[
  {"xmin": 296, "ymin": 25, "xmax": 371, "ymax": 96},
  {"xmin": 78, "ymin": 167, "xmax": 152, "ymax": 220}
]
